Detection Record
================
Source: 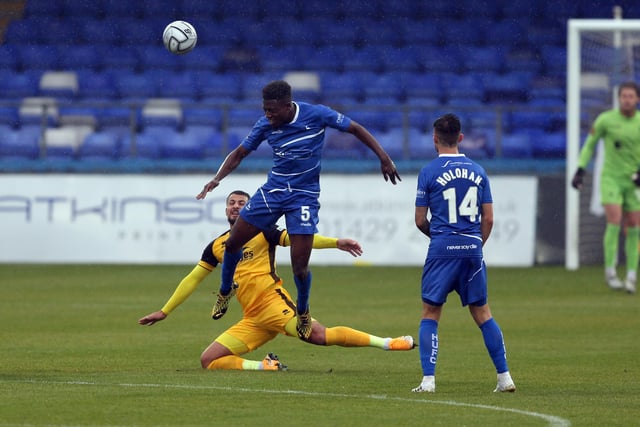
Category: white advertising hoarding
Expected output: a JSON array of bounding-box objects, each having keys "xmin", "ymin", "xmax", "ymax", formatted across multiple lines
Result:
[{"xmin": 0, "ymin": 174, "xmax": 537, "ymax": 266}]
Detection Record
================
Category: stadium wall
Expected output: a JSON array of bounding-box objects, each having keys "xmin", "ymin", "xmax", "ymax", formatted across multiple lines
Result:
[{"xmin": 0, "ymin": 174, "xmax": 538, "ymax": 266}]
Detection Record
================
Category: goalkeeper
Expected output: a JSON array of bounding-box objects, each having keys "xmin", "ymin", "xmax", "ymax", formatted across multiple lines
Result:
[
  {"xmin": 138, "ymin": 190, "xmax": 415, "ymax": 371},
  {"xmin": 571, "ymin": 81, "xmax": 640, "ymax": 294}
]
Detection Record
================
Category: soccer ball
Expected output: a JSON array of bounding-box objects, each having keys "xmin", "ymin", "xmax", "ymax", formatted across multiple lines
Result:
[{"xmin": 162, "ymin": 21, "xmax": 197, "ymax": 55}]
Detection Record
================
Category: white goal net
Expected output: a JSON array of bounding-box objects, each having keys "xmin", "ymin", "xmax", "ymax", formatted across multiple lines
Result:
[{"xmin": 566, "ymin": 18, "xmax": 640, "ymax": 269}]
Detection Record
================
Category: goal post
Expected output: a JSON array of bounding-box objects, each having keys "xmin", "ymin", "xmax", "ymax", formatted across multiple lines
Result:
[{"xmin": 566, "ymin": 18, "xmax": 640, "ymax": 270}]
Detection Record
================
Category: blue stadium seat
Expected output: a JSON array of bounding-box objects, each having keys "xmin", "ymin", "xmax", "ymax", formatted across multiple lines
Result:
[
  {"xmin": 316, "ymin": 19, "xmax": 361, "ymax": 47},
  {"xmin": 362, "ymin": 74, "xmax": 405, "ymax": 104},
  {"xmin": 376, "ymin": 127, "xmax": 406, "ymax": 159},
  {"xmin": 0, "ymin": 127, "xmax": 40, "ymax": 160},
  {"xmin": 528, "ymin": 25, "xmax": 564, "ymax": 48},
  {"xmin": 161, "ymin": 130, "xmax": 206, "ymax": 159},
  {"xmin": 302, "ymin": 47, "xmax": 349, "ymax": 72},
  {"xmin": 180, "ymin": 0, "xmax": 218, "ymax": 18},
  {"xmin": 323, "ymin": 127, "xmax": 374, "ymax": 159},
  {"xmin": 400, "ymin": 21, "xmax": 441, "ymax": 46},
  {"xmin": 508, "ymin": 110, "xmax": 554, "ymax": 132},
  {"xmin": 18, "ymin": 45, "xmax": 60, "ymax": 70},
  {"xmin": 345, "ymin": 109, "xmax": 389, "ymax": 133},
  {"xmin": 343, "ymin": 46, "xmax": 384, "ymax": 72},
  {"xmin": 95, "ymin": 105, "xmax": 134, "ymax": 128},
  {"xmin": 532, "ymin": 131, "xmax": 566, "ymax": 158},
  {"xmin": 461, "ymin": 46, "xmax": 506, "ymax": 73},
  {"xmin": 0, "ymin": 71, "xmax": 40, "ymax": 99},
  {"xmin": 407, "ymin": 127, "xmax": 437, "ymax": 159},
  {"xmin": 358, "ymin": 20, "xmax": 403, "ymax": 47},
  {"xmin": 139, "ymin": 0, "xmax": 182, "ymax": 18},
  {"xmin": 114, "ymin": 72, "xmax": 158, "ymax": 99},
  {"xmin": 277, "ymin": 19, "xmax": 323, "ymax": 47},
  {"xmin": 403, "ymin": 73, "xmax": 443, "ymax": 102},
  {"xmin": 178, "ymin": 46, "xmax": 225, "ymax": 72},
  {"xmin": 77, "ymin": 71, "xmax": 116, "ymax": 100},
  {"xmin": 416, "ymin": 46, "xmax": 463, "ymax": 73},
  {"xmin": 484, "ymin": 20, "xmax": 528, "ymax": 48},
  {"xmin": 228, "ymin": 106, "xmax": 262, "ymax": 127},
  {"xmin": 500, "ymin": 133, "xmax": 533, "ymax": 158},
  {"xmin": 182, "ymin": 105, "xmax": 223, "ymax": 128},
  {"xmin": 505, "ymin": 48, "xmax": 543, "ymax": 74},
  {"xmin": 121, "ymin": 126, "xmax": 178, "ymax": 159},
  {"xmin": 0, "ymin": 45, "xmax": 19, "ymax": 71},
  {"xmin": 78, "ymin": 131, "xmax": 122, "ymax": 160},
  {"xmin": 24, "ymin": 0, "xmax": 64, "ymax": 18},
  {"xmin": 458, "ymin": 131, "xmax": 491, "ymax": 159},
  {"xmin": 198, "ymin": 72, "xmax": 242, "ymax": 102},
  {"xmin": 182, "ymin": 125, "xmax": 223, "ymax": 156},
  {"xmin": 61, "ymin": 0, "xmax": 104, "ymax": 18},
  {"xmin": 99, "ymin": 45, "xmax": 140, "ymax": 71},
  {"xmin": 540, "ymin": 45, "xmax": 567, "ymax": 78},
  {"xmin": 260, "ymin": 46, "xmax": 305, "ymax": 73},
  {"xmin": 40, "ymin": 19, "xmax": 82, "ymax": 45},
  {"xmin": 380, "ymin": 47, "xmax": 422, "ymax": 74},
  {"xmin": 156, "ymin": 72, "xmax": 199, "ymax": 101},
  {"xmin": 4, "ymin": 19, "xmax": 45, "ymax": 45},
  {"xmin": 458, "ymin": 0, "xmax": 502, "ymax": 20},
  {"xmin": 137, "ymin": 46, "xmax": 182, "ymax": 72},
  {"xmin": 441, "ymin": 72, "xmax": 484, "ymax": 102},
  {"xmin": 440, "ymin": 19, "xmax": 485, "ymax": 46},
  {"xmin": 0, "ymin": 105, "xmax": 19, "ymax": 127},
  {"xmin": 320, "ymin": 72, "xmax": 363, "ymax": 103},
  {"xmin": 118, "ymin": 18, "xmax": 165, "ymax": 46},
  {"xmin": 102, "ymin": 0, "xmax": 143, "ymax": 17},
  {"xmin": 59, "ymin": 45, "xmax": 103, "ymax": 72},
  {"xmin": 79, "ymin": 19, "xmax": 122, "ymax": 45},
  {"xmin": 481, "ymin": 72, "xmax": 532, "ymax": 104}
]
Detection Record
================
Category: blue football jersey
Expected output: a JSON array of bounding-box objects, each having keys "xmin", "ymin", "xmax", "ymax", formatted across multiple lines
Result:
[
  {"xmin": 415, "ymin": 154, "xmax": 492, "ymax": 257},
  {"xmin": 242, "ymin": 102, "xmax": 351, "ymax": 193}
]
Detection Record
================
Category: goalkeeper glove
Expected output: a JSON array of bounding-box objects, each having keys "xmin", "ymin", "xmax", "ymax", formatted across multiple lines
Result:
[
  {"xmin": 571, "ymin": 167, "xmax": 585, "ymax": 190},
  {"xmin": 633, "ymin": 170, "xmax": 640, "ymax": 187},
  {"xmin": 211, "ymin": 282, "xmax": 238, "ymax": 320}
]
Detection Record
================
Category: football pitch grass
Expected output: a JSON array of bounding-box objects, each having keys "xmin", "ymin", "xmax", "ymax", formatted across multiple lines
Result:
[{"xmin": 1, "ymin": 264, "xmax": 638, "ymax": 426}]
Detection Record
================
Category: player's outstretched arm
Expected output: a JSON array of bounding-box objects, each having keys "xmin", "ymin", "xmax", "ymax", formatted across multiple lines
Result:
[
  {"xmin": 347, "ymin": 121, "xmax": 401, "ymax": 184},
  {"xmin": 197, "ymin": 146, "xmax": 250, "ymax": 200},
  {"xmin": 138, "ymin": 310, "xmax": 167, "ymax": 326}
]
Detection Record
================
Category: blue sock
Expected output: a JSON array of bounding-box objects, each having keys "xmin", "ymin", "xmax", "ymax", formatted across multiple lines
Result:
[
  {"xmin": 294, "ymin": 271, "xmax": 312, "ymax": 314},
  {"xmin": 419, "ymin": 318, "xmax": 438, "ymax": 376},
  {"xmin": 220, "ymin": 249, "xmax": 242, "ymax": 295},
  {"xmin": 480, "ymin": 318, "xmax": 509, "ymax": 373}
]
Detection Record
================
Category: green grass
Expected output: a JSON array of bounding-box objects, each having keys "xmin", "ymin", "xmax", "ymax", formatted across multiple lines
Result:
[{"xmin": 1, "ymin": 264, "xmax": 639, "ymax": 426}]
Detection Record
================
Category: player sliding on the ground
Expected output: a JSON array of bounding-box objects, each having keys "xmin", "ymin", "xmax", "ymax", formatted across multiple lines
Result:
[{"xmin": 139, "ymin": 190, "xmax": 414, "ymax": 371}]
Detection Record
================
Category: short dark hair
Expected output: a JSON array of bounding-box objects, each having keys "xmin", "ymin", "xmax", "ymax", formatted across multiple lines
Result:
[
  {"xmin": 262, "ymin": 80, "xmax": 292, "ymax": 101},
  {"xmin": 618, "ymin": 81, "xmax": 640, "ymax": 97},
  {"xmin": 433, "ymin": 113, "xmax": 461, "ymax": 147},
  {"xmin": 226, "ymin": 190, "xmax": 250, "ymax": 203}
]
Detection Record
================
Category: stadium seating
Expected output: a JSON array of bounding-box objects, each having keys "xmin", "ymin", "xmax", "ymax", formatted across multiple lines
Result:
[
  {"xmin": 10, "ymin": 0, "xmax": 640, "ymax": 168},
  {"xmin": 77, "ymin": 131, "xmax": 122, "ymax": 160}
]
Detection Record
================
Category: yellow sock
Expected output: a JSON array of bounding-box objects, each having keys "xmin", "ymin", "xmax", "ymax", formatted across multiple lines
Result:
[
  {"xmin": 207, "ymin": 355, "xmax": 264, "ymax": 370},
  {"xmin": 325, "ymin": 326, "xmax": 381, "ymax": 347}
]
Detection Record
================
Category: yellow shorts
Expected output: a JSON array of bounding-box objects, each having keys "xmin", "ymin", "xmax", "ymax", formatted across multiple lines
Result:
[{"xmin": 214, "ymin": 285, "xmax": 298, "ymax": 355}]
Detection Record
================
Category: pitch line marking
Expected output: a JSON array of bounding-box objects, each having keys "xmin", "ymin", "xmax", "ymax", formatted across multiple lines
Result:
[{"xmin": 8, "ymin": 379, "xmax": 571, "ymax": 427}]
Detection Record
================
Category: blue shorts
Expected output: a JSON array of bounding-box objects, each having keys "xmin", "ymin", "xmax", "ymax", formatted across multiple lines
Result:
[
  {"xmin": 421, "ymin": 256, "xmax": 487, "ymax": 307},
  {"xmin": 240, "ymin": 187, "xmax": 320, "ymax": 234}
]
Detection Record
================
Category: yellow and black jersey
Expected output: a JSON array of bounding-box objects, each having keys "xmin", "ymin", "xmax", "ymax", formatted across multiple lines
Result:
[{"xmin": 198, "ymin": 225, "xmax": 289, "ymax": 311}]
